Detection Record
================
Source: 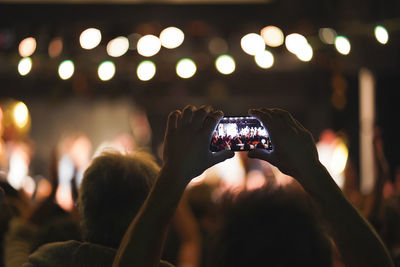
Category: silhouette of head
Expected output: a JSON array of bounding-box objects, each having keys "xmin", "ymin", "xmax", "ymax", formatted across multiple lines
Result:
[
  {"xmin": 78, "ymin": 151, "xmax": 159, "ymax": 248},
  {"xmin": 213, "ymin": 184, "xmax": 332, "ymax": 267}
]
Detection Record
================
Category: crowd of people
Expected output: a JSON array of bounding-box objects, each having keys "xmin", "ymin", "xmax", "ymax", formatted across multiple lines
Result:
[
  {"xmin": 210, "ymin": 119, "xmax": 273, "ymax": 152},
  {"xmin": 0, "ymin": 105, "xmax": 399, "ymax": 267},
  {"xmin": 210, "ymin": 128, "xmax": 272, "ymax": 151}
]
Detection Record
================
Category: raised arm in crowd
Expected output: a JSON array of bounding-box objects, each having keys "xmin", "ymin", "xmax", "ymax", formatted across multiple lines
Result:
[{"xmin": 113, "ymin": 105, "xmax": 394, "ymax": 267}]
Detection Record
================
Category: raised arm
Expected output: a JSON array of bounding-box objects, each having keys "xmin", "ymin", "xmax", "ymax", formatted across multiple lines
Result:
[
  {"xmin": 248, "ymin": 108, "xmax": 394, "ymax": 267},
  {"xmin": 112, "ymin": 105, "xmax": 234, "ymax": 267}
]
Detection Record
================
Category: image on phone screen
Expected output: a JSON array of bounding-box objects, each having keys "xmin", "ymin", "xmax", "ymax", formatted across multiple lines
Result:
[{"xmin": 210, "ymin": 116, "xmax": 273, "ymax": 152}]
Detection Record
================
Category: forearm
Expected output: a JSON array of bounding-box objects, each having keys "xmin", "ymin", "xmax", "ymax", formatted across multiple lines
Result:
[
  {"xmin": 299, "ymin": 162, "xmax": 393, "ymax": 267},
  {"xmin": 113, "ymin": 166, "xmax": 188, "ymax": 267}
]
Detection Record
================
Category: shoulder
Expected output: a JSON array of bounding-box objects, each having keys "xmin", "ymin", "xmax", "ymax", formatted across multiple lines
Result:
[
  {"xmin": 25, "ymin": 240, "xmax": 118, "ymax": 267},
  {"xmin": 24, "ymin": 240, "xmax": 81, "ymax": 267},
  {"xmin": 25, "ymin": 240, "xmax": 174, "ymax": 267}
]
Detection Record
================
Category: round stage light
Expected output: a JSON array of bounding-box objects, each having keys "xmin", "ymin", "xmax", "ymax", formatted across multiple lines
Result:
[
  {"xmin": 296, "ymin": 43, "xmax": 313, "ymax": 62},
  {"xmin": 240, "ymin": 33, "xmax": 265, "ymax": 56},
  {"xmin": 18, "ymin": 57, "xmax": 32, "ymax": 76},
  {"xmin": 285, "ymin": 33, "xmax": 308, "ymax": 54},
  {"xmin": 58, "ymin": 60, "xmax": 75, "ymax": 80},
  {"xmin": 215, "ymin": 54, "xmax": 235, "ymax": 75},
  {"xmin": 19, "ymin": 37, "xmax": 37, "ymax": 57},
  {"xmin": 334, "ymin": 36, "xmax": 351, "ymax": 55},
  {"xmin": 261, "ymin": 26, "xmax": 284, "ymax": 47},
  {"xmin": 319, "ymin": 28, "xmax": 337, "ymax": 44},
  {"xmin": 48, "ymin": 37, "xmax": 63, "ymax": 58},
  {"xmin": 160, "ymin": 27, "xmax": 184, "ymax": 49},
  {"xmin": 107, "ymin": 36, "xmax": 129, "ymax": 57},
  {"xmin": 374, "ymin": 25, "xmax": 389, "ymax": 45},
  {"xmin": 98, "ymin": 61, "xmax": 115, "ymax": 81},
  {"xmin": 137, "ymin": 35, "xmax": 161, "ymax": 57},
  {"xmin": 176, "ymin": 58, "xmax": 196, "ymax": 79},
  {"xmin": 80, "ymin": 28, "xmax": 102, "ymax": 50},
  {"xmin": 254, "ymin": 50, "xmax": 274, "ymax": 69},
  {"xmin": 137, "ymin": 60, "xmax": 156, "ymax": 81},
  {"xmin": 13, "ymin": 101, "xmax": 29, "ymax": 129}
]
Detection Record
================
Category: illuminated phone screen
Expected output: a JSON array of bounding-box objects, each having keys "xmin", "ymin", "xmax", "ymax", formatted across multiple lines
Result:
[{"xmin": 210, "ymin": 116, "xmax": 273, "ymax": 152}]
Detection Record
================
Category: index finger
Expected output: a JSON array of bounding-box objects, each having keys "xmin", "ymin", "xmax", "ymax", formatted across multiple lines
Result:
[{"xmin": 166, "ymin": 110, "xmax": 181, "ymax": 136}]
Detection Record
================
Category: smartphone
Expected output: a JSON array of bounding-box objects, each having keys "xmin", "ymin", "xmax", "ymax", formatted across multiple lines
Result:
[{"xmin": 210, "ymin": 116, "xmax": 273, "ymax": 152}]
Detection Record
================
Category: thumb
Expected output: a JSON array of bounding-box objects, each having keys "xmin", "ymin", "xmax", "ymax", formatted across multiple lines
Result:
[{"xmin": 211, "ymin": 150, "xmax": 235, "ymax": 166}]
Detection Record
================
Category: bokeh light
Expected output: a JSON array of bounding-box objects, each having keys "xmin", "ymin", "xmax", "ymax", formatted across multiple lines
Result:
[
  {"xmin": 48, "ymin": 37, "xmax": 63, "ymax": 58},
  {"xmin": 7, "ymin": 148, "xmax": 29, "ymax": 190},
  {"xmin": 254, "ymin": 50, "xmax": 274, "ymax": 69},
  {"xmin": 215, "ymin": 54, "xmax": 235, "ymax": 75},
  {"xmin": 374, "ymin": 25, "xmax": 389, "ymax": 45},
  {"xmin": 176, "ymin": 58, "xmax": 196, "ymax": 79},
  {"xmin": 19, "ymin": 37, "xmax": 37, "ymax": 57},
  {"xmin": 58, "ymin": 60, "xmax": 75, "ymax": 80},
  {"xmin": 296, "ymin": 43, "xmax": 313, "ymax": 62},
  {"xmin": 0, "ymin": 141, "xmax": 4, "ymax": 157},
  {"xmin": 334, "ymin": 36, "xmax": 351, "ymax": 55},
  {"xmin": 316, "ymin": 131, "xmax": 348, "ymax": 188},
  {"xmin": 56, "ymin": 184, "xmax": 74, "ymax": 211},
  {"xmin": 79, "ymin": 28, "xmax": 102, "ymax": 50},
  {"xmin": 0, "ymin": 107, "xmax": 3, "ymax": 131},
  {"xmin": 318, "ymin": 28, "xmax": 337, "ymax": 44},
  {"xmin": 137, "ymin": 60, "xmax": 156, "ymax": 81},
  {"xmin": 58, "ymin": 154, "xmax": 75, "ymax": 187},
  {"xmin": 137, "ymin": 35, "xmax": 161, "ymax": 57},
  {"xmin": 260, "ymin": 26, "xmax": 284, "ymax": 47},
  {"xmin": 107, "ymin": 36, "xmax": 129, "ymax": 57},
  {"xmin": 159, "ymin": 27, "xmax": 184, "ymax": 49},
  {"xmin": 13, "ymin": 101, "xmax": 29, "ymax": 129},
  {"xmin": 240, "ymin": 33, "xmax": 265, "ymax": 56},
  {"xmin": 331, "ymin": 142, "xmax": 349, "ymax": 174},
  {"xmin": 36, "ymin": 178, "xmax": 52, "ymax": 201},
  {"xmin": 285, "ymin": 33, "xmax": 308, "ymax": 54},
  {"xmin": 98, "ymin": 61, "xmax": 116, "ymax": 81},
  {"xmin": 22, "ymin": 176, "xmax": 36, "ymax": 198},
  {"xmin": 18, "ymin": 57, "xmax": 32, "ymax": 76}
]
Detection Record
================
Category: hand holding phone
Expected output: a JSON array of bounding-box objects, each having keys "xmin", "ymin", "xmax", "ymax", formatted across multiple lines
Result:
[{"xmin": 210, "ymin": 116, "xmax": 273, "ymax": 152}]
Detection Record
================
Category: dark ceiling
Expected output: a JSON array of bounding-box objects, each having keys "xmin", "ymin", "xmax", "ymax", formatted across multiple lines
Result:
[{"xmin": 0, "ymin": 1, "xmax": 399, "ymax": 91}]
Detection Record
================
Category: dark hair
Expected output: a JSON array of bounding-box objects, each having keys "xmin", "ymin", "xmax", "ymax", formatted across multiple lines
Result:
[
  {"xmin": 78, "ymin": 151, "xmax": 159, "ymax": 248},
  {"xmin": 212, "ymin": 184, "xmax": 332, "ymax": 267},
  {"xmin": 0, "ymin": 180, "xmax": 23, "ymax": 266}
]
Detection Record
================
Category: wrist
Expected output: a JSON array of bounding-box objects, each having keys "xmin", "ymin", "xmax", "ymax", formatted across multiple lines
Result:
[
  {"xmin": 144, "ymin": 166, "xmax": 189, "ymax": 219},
  {"xmin": 296, "ymin": 161, "xmax": 344, "ymax": 201},
  {"xmin": 158, "ymin": 163, "xmax": 191, "ymax": 191}
]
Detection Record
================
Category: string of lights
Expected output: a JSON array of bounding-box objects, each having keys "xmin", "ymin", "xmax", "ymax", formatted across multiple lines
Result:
[{"xmin": 11, "ymin": 21, "xmax": 397, "ymax": 83}]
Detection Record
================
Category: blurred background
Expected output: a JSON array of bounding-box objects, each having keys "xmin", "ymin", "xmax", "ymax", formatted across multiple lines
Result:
[{"xmin": 0, "ymin": 0, "xmax": 399, "ymax": 207}]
